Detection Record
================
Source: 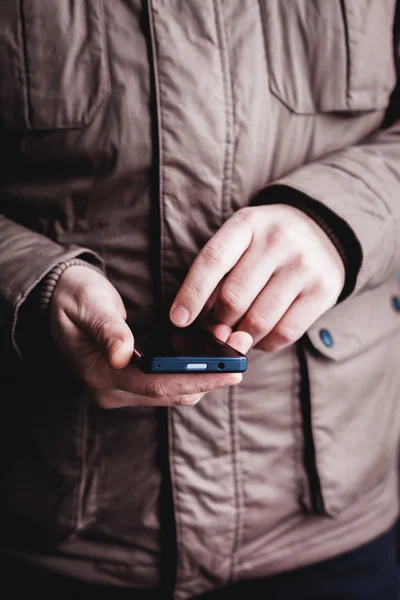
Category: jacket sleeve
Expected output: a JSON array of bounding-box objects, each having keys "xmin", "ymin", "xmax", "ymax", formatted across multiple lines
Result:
[
  {"xmin": 264, "ymin": 107, "xmax": 400, "ymax": 298},
  {"xmin": 0, "ymin": 215, "xmax": 104, "ymax": 360}
]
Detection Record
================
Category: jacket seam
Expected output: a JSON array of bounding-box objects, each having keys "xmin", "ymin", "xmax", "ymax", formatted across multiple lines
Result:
[
  {"xmin": 168, "ymin": 408, "xmax": 185, "ymax": 589},
  {"xmin": 146, "ymin": 1, "xmax": 167, "ymax": 307},
  {"xmin": 227, "ymin": 384, "xmax": 243, "ymax": 583},
  {"xmin": 18, "ymin": 0, "xmax": 33, "ymax": 128},
  {"xmin": 213, "ymin": 0, "xmax": 235, "ymax": 223},
  {"xmin": 76, "ymin": 392, "xmax": 90, "ymax": 531}
]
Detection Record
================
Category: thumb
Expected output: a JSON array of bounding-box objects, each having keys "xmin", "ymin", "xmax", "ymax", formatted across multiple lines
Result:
[
  {"xmin": 99, "ymin": 318, "xmax": 134, "ymax": 369},
  {"xmin": 84, "ymin": 300, "xmax": 134, "ymax": 370}
]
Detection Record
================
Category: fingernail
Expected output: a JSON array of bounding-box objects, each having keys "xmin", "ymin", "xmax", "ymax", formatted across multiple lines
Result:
[{"xmin": 170, "ymin": 305, "xmax": 190, "ymax": 326}]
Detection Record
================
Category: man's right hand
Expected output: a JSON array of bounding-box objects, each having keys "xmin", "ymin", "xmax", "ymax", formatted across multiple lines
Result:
[{"xmin": 49, "ymin": 266, "xmax": 251, "ymax": 408}]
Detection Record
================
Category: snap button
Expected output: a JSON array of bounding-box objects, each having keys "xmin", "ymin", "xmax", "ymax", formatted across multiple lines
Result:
[
  {"xmin": 319, "ymin": 328, "xmax": 334, "ymax": 347},
  {"xmin": 391, "ymin": 296, "xmax": 400, "ymax": 312}
]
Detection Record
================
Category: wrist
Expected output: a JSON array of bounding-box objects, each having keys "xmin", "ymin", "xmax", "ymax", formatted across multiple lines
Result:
[{"xmin": 39, "ymin": 258, "xmax": 103, "ymax": 318}]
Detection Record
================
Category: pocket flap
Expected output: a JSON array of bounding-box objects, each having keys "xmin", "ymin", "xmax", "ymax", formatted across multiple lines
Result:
[
  {"xmin": 307, "ymin": 269, "xmax": 400, "ymax": 361},
  {"xmin": 0, "ymin": 0, "xmax": 110, "ymax": 131},
  {"xmin": 260, "ymin": 0, "xmax": 396, "ymax": 115}
]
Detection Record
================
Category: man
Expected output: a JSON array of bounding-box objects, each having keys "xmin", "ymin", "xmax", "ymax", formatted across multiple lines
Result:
[{"xmin": 0, "ymin": 1, "xmax": 399, "ymax": 598}]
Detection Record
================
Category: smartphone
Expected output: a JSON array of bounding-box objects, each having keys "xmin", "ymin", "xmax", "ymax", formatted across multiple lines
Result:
[{"xmin": 133, "ymin": 324, "xmax": 247, "ymax": 374}]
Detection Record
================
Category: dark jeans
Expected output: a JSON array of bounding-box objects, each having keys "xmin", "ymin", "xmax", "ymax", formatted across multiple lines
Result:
[{"xmin": 2, "ymin": 524, "xmax": 399, "ymax": 599}]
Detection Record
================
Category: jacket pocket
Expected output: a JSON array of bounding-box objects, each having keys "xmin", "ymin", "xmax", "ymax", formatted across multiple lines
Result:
[
  {"xmin": 260, "ymin": 0, "xmax": 396, "ymax": 115},
  {"xmin": 0, "ymin": 0, "xmax": 110, "ymax": 132},
  {"xmin": 302, "ymin": 270, "xmax": 400, "ymax": 516}
]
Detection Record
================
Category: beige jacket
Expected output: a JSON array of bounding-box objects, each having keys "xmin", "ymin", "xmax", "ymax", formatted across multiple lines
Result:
[{"xmin": 0, "ymin": 1, "xmax": 399, "ymax": 598}]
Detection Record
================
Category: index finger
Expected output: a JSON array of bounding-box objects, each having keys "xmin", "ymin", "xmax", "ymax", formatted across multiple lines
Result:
[{"xmin": 170, "ymin": 214, "xmax": 252, "ymax": 326}]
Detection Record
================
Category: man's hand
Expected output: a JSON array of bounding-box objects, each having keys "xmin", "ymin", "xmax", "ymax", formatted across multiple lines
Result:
[
  {"xmin": 170, "ymin": 205, "xmax": 345, "ymax": 352},
  {"xmin": 50, "ymin": 266, "xmax": 252, "ymax": 408}
]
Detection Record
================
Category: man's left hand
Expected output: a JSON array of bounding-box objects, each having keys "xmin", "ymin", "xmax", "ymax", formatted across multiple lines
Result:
[{"xmin": 170, "ymin": 204, "xmax": 345, "ymax": 352}]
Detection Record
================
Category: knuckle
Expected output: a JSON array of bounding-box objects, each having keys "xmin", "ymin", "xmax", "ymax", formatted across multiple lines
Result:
[
  {"xmin": 92, "ymin": 317, "xmax": 120, "ymax": 346},
  {"xmin": 246, "ymin": 312, "xmax": 270, "ymax": 336},
  {"xmin": 274, "ymin": 324, "xmax": 300, "ymax": 346},
  {"xmin": 312, "ymin": 276, "xmax": 330, "ymax": 295},
  {"xmin": 148, "ymin": 380, "xmax": 170, "ymax": 400},
  {"xmin": 218, "ymin": 285, "xmax": 244, "ymax": 314},
  {"xmin": 201, "ymin": 241, "xmax": 227, "ymax": 269},
  {"xmin": 101, "ymin": 318, "xmax": 120, "ymax": 337},
  {"xmin": 183, "ymin": 281, "xmax": 203, "ymax": 304},
  {"xmin": 174, "ymin": 394, "xmax": 201, "ymax": 407},
  {"xmin": 267, "ymin": 223, "xmax": 287, "ymax": 249},
  {"xmin": 288, "ymin": 251, "xmax": 308, "ymax": 272},
  {"xmin": 89, "ymin": 317, "xmax": 106, "ymax": 346}
]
